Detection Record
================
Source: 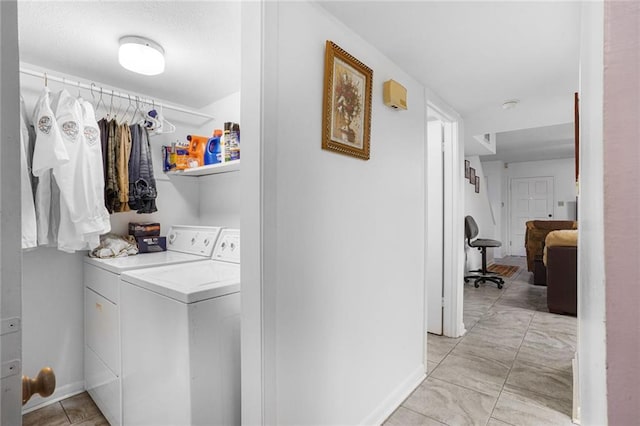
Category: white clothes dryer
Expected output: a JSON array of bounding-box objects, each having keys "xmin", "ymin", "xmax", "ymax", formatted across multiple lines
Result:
[
  {"xmin": 120, "ymin": 229, "xmax": 241, "ymax": 426},
  {"xmin": 83, "ymin": 225, "xmax": 223, "ymax": 426}
]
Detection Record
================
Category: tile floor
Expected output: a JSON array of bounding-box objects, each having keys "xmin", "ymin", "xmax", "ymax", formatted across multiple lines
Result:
[
  {"xmin": 385, "ymin": 256, "xmax": 577, "ymax": 426},
  {"xmin": 26, "ymin": 257, "xmax": 575, "ymax": 426},
  {"xmin": 23, "ymin": 392, "xmax": 108, "ymax": 426}
]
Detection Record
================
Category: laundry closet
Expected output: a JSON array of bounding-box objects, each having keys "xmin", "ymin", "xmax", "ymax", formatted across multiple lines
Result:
[{"xmin": 16, "ymin": 1, "xmax": 242, "ymax": 424}]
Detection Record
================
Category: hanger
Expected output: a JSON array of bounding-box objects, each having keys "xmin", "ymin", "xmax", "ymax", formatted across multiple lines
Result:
[
  {"xmin": 112, "ymin": 91, "xmax": 123, "ymax": 120},
  {"xmin": 122, "ymin": 94, "xmax": 133, "ymax": 124},
  {"xmin": 95, "ymin": 87, "xmax": 106, "ymax": 118},
  {"xmin": 149, "ymin": 103, "xmax": 176, "ymax": 135},
  {"xmin": 107, "ymin": 90, "xmax": 115, "ymax": 120},
  {"xmin": 43, "ymin": 72, "xmax": 48, "ymax": 87},
  {"xmin": 90, "ymin": 83, "xmax": 97, "ymax": 108}
]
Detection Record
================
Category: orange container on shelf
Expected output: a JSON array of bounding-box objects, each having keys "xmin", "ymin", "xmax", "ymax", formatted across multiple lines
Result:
[{"xmin": 186, "ymin": 134, "xmax": 208, "ymax": 167}]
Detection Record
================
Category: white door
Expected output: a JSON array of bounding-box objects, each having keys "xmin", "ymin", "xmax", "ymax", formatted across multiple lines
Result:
[
  {"xmin": 509, "ymin": 177, "xmax": 554, "ymax": 256},
  {"xmin": 1, "ymin": 1, "xmax": 25, "ymax": 424},
  {"xmin": 426, "ymin": 118, "xmax": 444, "ymax": 335}
]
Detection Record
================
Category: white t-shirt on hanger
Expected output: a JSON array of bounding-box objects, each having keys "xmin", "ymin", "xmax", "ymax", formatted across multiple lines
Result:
[
  {"xmin": 52, "ymin": 90, "xmax": 110, "ymax": 251},
  {"xmin": 32, "ymin": 87, "xmax": 68, "ymax": 247},
  {"xmin": 20, "ymin": 97, "xmax": 37, "ymax": 249}
]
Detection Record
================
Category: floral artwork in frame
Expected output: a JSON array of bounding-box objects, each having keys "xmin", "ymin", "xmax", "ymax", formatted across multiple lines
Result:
[
  {"xmin": 465, "ymin": 160, "xmax": 470, "ymax": 178},
  {"xmin": 469, "ymin": 167, "xmax": 476, "ymax": 184},
  {"xmin": 322, "ymin": 40, "xmax": 373, "ymax": 160},
  {"xmin": 475, "ymin": 176, "xmax": 480, "ymax": 193}
]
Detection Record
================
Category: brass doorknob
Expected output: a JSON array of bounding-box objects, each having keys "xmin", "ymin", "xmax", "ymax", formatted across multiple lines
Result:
[{"xmin": 22, "ymin": 367, "xmax": 56, "ymax": 405}]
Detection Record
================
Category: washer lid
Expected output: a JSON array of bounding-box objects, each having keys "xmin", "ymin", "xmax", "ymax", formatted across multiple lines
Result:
[
  {"xmin": 121, "ymin": 261, "xmax": 240, "ymax": 303},
  {"xmin": 84, "ymin": 250, "xmax": 205, "ymax": 274}
]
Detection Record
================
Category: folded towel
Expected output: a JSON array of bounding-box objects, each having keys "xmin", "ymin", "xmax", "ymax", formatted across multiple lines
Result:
[{"xmin": 89, "ymin": 233, "xmax": 138, "ymax": 259}]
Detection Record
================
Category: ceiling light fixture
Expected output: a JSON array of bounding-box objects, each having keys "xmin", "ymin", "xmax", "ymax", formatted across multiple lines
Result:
[
  {"xmin": 118, "ymin": 36, "xmax": 165, "ymax": 76},
  {"xmin": 502, "ymin": 99, "xmax": 519, "ymax": 110}
]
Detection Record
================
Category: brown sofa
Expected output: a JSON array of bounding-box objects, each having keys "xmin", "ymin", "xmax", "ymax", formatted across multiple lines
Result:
[
  {"xmin": 525, "ymin": 220, "xmax": 577, "ymax": 285},
  {"xmin": 546, "ymin": 245, "xmax": 577, "ymax": 316}
]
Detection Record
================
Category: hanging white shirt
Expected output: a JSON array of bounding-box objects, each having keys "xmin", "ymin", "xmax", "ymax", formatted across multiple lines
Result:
[
  {"xmin": 20, "ymin": 97, "xmax": 37, "ymax": 249},
  {"xmin": 80, "ymin": 97, "xmax": 110, "ymax": 243},
  {"xmin": 52, "ymin": 90, "xmax": 110, "ymax": 251},
  {"xmin": 32, "ymin": 87, "xmax": 68, "ymax": 246}
]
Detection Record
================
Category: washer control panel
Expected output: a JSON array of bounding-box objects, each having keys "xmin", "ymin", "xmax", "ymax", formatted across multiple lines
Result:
[
  {"xmin": 212, "ymin": 229, "xmax": 240, "ymax": 263},
  {"xmin": 167, "ymin": 226, "xmax": 222, "ymax": 257}
]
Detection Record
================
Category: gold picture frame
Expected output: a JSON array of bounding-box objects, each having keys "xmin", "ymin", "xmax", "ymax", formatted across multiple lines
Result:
[{"xmin": 322, "ymin": 40, "xmax": 373, "ymax": 160}]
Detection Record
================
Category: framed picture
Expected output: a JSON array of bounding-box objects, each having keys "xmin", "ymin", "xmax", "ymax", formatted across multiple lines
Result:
[
  {"xmin": 465, "ymin": 160, "xmax": 470, "ymax": 178},
  {"xmin": 322, "ymin": 40, "xmax": 373, "ymax": 160},
  {"xmin": 469, "ymin": 167, "xmax": 476, "ymax": 184},
  {"xmin": 475, "ymin": 176, "xmax": 480, "ymax": 193}
]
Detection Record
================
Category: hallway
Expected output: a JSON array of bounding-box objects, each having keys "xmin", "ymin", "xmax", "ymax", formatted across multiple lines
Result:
[{"xmin": 385, "ymin": 257, "xmax": 576, "ymax": 426}]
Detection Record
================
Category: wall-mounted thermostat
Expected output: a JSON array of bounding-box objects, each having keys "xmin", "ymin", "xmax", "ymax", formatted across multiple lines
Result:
[{"xmin": 383, "ymin": 79, "xmax": 407, "ymax": 110}]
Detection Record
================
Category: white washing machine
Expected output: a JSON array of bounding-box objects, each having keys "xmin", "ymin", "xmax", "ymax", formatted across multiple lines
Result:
[
  {"xmin": 83, "ymin": 225, "xmax": 223, "ymax": 426},
  {"xmin": 120, "ymin": 229, "xmax": 241, "ymax": 426}
]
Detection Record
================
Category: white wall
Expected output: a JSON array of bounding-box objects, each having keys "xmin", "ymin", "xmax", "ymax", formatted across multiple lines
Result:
[
  {"xmin": 198, "ymin": 91, "xmax": 241, "ymax": 228},
  {"xmin": 464, "ymin": 156, "xmax": 495, "ymax": 270},
  {"xmin": 482, "ymin": 160, "xmax": 505, "ymax": 257},
  {"xmin": 259, "ymin": 2, "xmax": 433, "ymax": 424}
]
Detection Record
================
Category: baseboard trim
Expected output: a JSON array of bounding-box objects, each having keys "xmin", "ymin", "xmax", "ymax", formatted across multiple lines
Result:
[
  {"xmin": 22, "ymin": 380, "xmax": 85, "ymax": 414},
  {"xmin": 360, "ymin": 364, "xmax": 426, "ymax": 426}
]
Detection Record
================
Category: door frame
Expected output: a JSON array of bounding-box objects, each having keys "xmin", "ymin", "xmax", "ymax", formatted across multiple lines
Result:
[
  {"xmin": 425, "ymin": 112, "xmax": 445, "ymax": 336},
  {"xmin": 507, "ymin": 176, "xmax": 555, "ymax": 256},
  {"xmin": 424, "ymin": 96, "xmax": 464, "ymax": 340},
  {"xmin": 0, "ymin": 1, "xmax": 25, "ymax": 424}
]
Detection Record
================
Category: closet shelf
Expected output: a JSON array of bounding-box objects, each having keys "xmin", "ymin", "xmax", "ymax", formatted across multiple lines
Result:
[{"xmin": 165, "ymin": 160, "xmax": 240, "ymax": 177}]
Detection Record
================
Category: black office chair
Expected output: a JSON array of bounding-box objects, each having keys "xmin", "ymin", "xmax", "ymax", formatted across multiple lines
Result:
[{"xmin": 464, "ymin": 215, "xmax": 505, "ymax": 289}]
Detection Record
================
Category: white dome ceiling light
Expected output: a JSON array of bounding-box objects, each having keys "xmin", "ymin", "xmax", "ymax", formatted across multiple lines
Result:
[
  {"xmin": 502, "ymin": 99, "xmax": 520, "ymax": 110},
  {"xmin": 118, "ymin": 36, "xmax": 165, "ymax": 76}
]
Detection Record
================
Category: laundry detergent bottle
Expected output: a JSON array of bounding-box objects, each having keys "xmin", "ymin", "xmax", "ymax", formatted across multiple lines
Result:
[
  {"xmin": 187, "ymin": 134, "xmax": 208, "ymax": 167},
  {"xmin": 205, "ymin": 130, "xmax": 223, "ymax": 165}
]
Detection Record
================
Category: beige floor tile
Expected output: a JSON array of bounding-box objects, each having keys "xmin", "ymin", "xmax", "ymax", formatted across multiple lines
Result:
[
  {"xmin": 426, "ymin": 360, "xmax": 439, "ymax": 375},
  {"xmin": 403, "ymin": 377, "xmax": 497, "ymax": 426},
  {"xmin": 505, "ymin": 360, "xmax": 572, "ymax": 405},
  {"xmin": 60, "ymin": 392, "xmax": 101, "ymax": 424},
  {"xmin": 74, "ymin": 414, "xmax": 110, "ymax": 426},
  {"xmin": 516, "ymin": 329, "xmax": 576, "ymax": 371},
  {"xmin": 464, "ymin": 323, "xmax": 526, "ymax": 349},
  {"xmin": 430, "ymin": 352, "xmax": 510, "ymax": 397},
  {"xmin": 529, "ymin": 311, "xmax": 577, "ymax": 335},
  {"xmin": 427, "ymin": 333, "xmax": 460, "ymax": 364},
  {"xmin": 492, "ymin": 385, "xmax": 573, "ymax": 426},
  {"xmin": 452, "ymin": 335, "xmax": 519, "ymax": 366},
  {"xmin": 487, "ymin": 418, "xmax": 515, "ymax": 426},
  {"xmin": 23, "ymin": 403, "xmax": 70, "ymax": 426},
  {"xmin": 481, "ymin": 305, "xmax": 534, "ymax": 325},
  {"xmin": 384, "ymin": 407, "xmax": 445, "ymax": 425}
]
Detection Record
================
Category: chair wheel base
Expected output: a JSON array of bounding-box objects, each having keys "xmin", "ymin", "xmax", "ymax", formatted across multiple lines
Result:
[{"xmin": 465, "ymin": 274, "xmax": 504, "ymax": 289}]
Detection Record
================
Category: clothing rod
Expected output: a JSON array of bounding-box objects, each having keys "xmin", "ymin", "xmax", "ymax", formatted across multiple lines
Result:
[{"xmin": 19, "ymin": 67, "xmax": 215, "ymax": 121}]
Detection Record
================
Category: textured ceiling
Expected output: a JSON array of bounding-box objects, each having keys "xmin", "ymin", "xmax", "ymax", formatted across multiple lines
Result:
[{"xmin": 17, "ymin": 0, "xmax": 241, "ymax": 109}]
